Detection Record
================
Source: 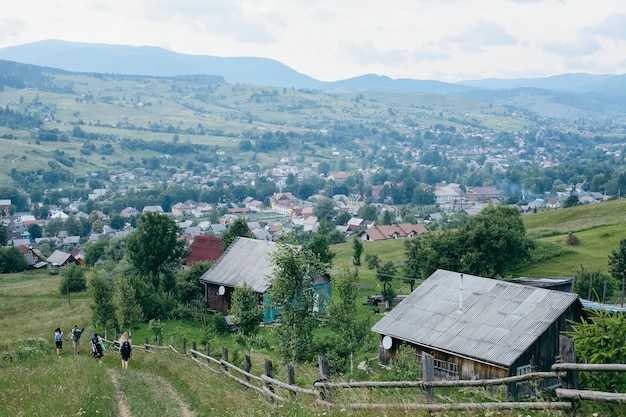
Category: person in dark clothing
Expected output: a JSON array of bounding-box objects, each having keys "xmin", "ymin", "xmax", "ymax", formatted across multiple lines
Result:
[
  {"xmin": 70, "ymin": 325, "xmax": 85, "ymax": 355},
  {"xmin": 91, "ymin": 333, "xmax": 104, "ymax": 365}
]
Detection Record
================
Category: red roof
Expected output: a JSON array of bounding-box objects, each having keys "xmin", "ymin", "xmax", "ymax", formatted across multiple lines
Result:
[{"xmin": 186, "ymin": 236, "xmax": 224, "ymax": 264}]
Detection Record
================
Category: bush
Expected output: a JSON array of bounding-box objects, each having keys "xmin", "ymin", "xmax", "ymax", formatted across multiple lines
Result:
[{"xmin": 59, "ymin": 264, "xmax": 87, "ymax": 294}]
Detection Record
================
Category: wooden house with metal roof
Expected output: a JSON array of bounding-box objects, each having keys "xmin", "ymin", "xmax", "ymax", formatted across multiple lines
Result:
[
  {"xmin": 198, "ymin": 237, "xmax": 280, "ymax": 321},
  {"xmin": 372, "ymin": 269, "xmax": 585, "ymax": 383}
]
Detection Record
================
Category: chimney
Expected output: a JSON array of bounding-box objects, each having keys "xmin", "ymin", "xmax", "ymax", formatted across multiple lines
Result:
[{"xmin": 458, "ymin": 273, "xmax": 464, "ymax": 313}]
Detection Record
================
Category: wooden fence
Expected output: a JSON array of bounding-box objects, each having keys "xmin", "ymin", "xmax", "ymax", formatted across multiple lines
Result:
[{"xmin": 101, "ymin": 335, "xmax": 626, "ymax": 412}]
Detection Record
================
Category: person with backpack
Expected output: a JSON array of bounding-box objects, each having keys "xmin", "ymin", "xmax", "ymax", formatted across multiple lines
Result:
[
  {"xmin": 91, "ymin": 333, "xmax": 104, "ymax": 365},
  {"xmin": 70, "ymin": 325, "xmax": 85, "ymax": 355},
  {"xmin": 118, "ymin": 332, "xmax": 132, "ymax": 370},
  {"xmin": 54, "ymin": 327, "xmax": 66, "ymax": 357}
]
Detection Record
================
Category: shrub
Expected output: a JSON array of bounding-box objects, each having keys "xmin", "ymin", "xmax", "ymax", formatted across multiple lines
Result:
[
  {"xmin": 59, "ymin": 264, "xmax": 87, "ymax": 294},
  {"xmin": 565, "ymin": 232, "xmax": 580, "ymax": 246}
]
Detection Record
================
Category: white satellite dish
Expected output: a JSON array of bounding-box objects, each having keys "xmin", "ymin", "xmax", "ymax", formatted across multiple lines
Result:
[
  {"xmin": 382, "ymin": 335, "xmax": 393, "ymax": 350},
  {"xmin": 218, "ymin": 285, "xmax": 225, "ymax": 296}
]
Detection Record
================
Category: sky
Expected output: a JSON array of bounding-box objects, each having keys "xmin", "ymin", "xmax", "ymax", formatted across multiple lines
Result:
[{"xmin": 1, "ymin": 0, "xmax": 625, "ymax": 82}]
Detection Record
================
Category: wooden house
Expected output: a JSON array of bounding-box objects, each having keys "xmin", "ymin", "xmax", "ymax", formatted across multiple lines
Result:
[
  {"xmin": 372, "ymin": 269, "xmax": 585, "ymax": 385},
  {"xmin": 46, "ymin": 250, "xmax": 79, "ymax": 274},
  {"xmin": 199, "ymin": 237, "xmax": 280, "ymax": 321}
]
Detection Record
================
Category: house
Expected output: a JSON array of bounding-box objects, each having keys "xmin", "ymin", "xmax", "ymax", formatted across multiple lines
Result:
[
  {"xmin": 46, "ymin": 250, "xmax": 79, "ymax": 274},
  {"xmin": 199, "ymin": 237, "xmax": 280, "ymax": 321},
  {"xmin": 198, "ymin": 237, "xmax": 330, "ymax": 322},
  {"xmin": 546, "ymin": 198, "xmax": 561, "ymax": 209},
  {"xmin": 185, "ymin": 236, "xmax": 224, "ymax": 264},
  {"xmin": 18, "ymin": 245, "xmax": 45, "ymax": 268},
  {"xmin": 466, "ymin": 186, "xmax": 503, "ymax": 203},
  {"xmin": 372, "ymin": 269, "xmax": 586, "ymax": 387},
  {"xmin": 358, "ymin": 223, "xmax": 427, "ymax": 241}
]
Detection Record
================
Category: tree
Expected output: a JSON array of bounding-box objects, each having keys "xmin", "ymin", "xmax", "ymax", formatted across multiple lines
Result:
[
  {"xmin": 328, "ymin": 268, "xmax": 370, "ymax": 377},
  {"xmin": 0, "ymin": 222, "xmax": 7, "ymax": 246},
  {"xmin": 90, "ymin": 272, "xmax": 117, "ymax": 331},
  {"xmin": 380, "ymin": 210, "xmax": 394, "ymax": 225},
  {"xmin": 220, "ymin": 217, "xmax": 254, "ymax": 251},
  {"xmin": 563, "ymin": 194, "xmax": 580, "ymax": 208},
  {"xmin": 126, "ymin": 212, "xmax": 188, "ymax": 281},
  {"xmin": 573, "ymin": 265, "xmax": 618, "ymax": 302},
  {"xmin": 305, "ymin": 233, "xmax": 335, "ymax": 266},
  {"xmin": 59, "ymin": 263, "xmax": 87, "ymax": 294},
  {"xmin": 404, "ymin": 237, "xmax": 427, "ymax": 292},
  {"xmin": 608, "ymin": 238, "xmax": 626, "ymax": 307},
  {"xmin": 268, "ymin": 243, "xmax": 323, "ymax": 363},
  {"xmin": 313, "ymin": 198, "xmax": 337, "ymax": 222},
  {"xmin": 358, "ymin": 204, "xmax": 378, "ymax": 221},
  {"xmin": 377, "ymin": 260, "xmax": 397, "ymax": 305},
  {"xmin": 85, "ymin": 238, "xmax": 109, "ymax": 267},
  {"xmin": 229, "ymin": 282, "xmax": 264, "ymax": 349},
  {"xmin": 352, "ymin": 237, "xmax": 363, "ymax": 267},
  {"xmin": 0, "ymin": 247, "xmax": 28, "ymax": 273},
  {"xmin": 176, "ymin": 260, "xmax": 212, "ymax": 305},
  {"xmin": 27, "ymin": 223, "xmax": 42, "ymax": 240},
  {"xmin": 458, "ymin": 205, "xmax": 535, "ymax": 278},
  {"xmin": 114, "ymin": 276, "xmax": 144, "ymax": 330},
  {"xmin": 565, "ymin": 309, "xmax": 626, "ymax": 392}
]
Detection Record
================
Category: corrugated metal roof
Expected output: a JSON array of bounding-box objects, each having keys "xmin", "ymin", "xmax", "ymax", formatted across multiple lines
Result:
[
  {"xmin": 372, "ymin": 269, "xmax": 580, "ymax": 367},
  {"xmin": 198, "ymin": 237, "xmax": 280, "ymax": 293}
]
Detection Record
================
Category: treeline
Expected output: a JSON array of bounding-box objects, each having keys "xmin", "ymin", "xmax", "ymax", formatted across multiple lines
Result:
[{"xmin": 0, "ymin": 106, "xmax": 43, "ymax": 129}]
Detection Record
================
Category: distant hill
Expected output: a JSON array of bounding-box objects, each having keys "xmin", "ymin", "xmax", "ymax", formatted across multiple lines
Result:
[
  {"xmin": 0, "ymin": 39, "xmax": 323, "ymax": 89},
  {"xmin": 1, "ymin": 40, "xmax": 626, "ymax": 120}
]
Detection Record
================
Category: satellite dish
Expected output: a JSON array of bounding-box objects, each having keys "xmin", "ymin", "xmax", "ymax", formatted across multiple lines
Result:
[
  {"xmin": 218, "ymin": 285, "xmax": 225, "ymax": 296},
  {"xmin": 382, "ymin": 335, "xmax": 393, "ymax": 350}
]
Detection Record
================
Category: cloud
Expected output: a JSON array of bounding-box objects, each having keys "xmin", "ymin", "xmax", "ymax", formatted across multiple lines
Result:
[
  {"xmin": 0, "ymin": 19, "xmax": 26, "ymax": 38},
  {"xmin": 441, "ymin": 20, "xmax": 517, "ymax": 53},
  {"xmin": 585, "ymin": 13, "xmax": 626, "ymax": 40},
  {"xmin": 541, "ymin": 32, "xmax": 601, "ymax": 57},
  {"xmin": 342, "ymin": 39, "xmax": 408, "ymax": 66},
  {"xmin": 137, "ymin": 0, "xmax": 276, "ymax": 44}
]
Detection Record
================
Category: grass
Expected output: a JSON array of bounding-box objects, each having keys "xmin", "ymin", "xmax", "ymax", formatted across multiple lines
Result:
[{"xmin": 1, "ymin": 269, "xmax": 596, "ymax": 416}]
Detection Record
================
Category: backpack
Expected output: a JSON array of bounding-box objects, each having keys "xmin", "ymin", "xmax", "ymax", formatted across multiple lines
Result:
[
  {"xmin": 55, "ymin": 332, "xmax": 62, "ymax": 342},
  {"xmin": 121, "ymin": 341, "xmax": 131, "ymax": 353}
]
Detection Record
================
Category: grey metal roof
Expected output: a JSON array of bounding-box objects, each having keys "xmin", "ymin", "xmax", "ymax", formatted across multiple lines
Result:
[
  {"xmin": 371, "ymin": 269, "xmax": 580, "ymax": 368},
  {"xmin": 198, "ymin": 237, "xmax": 280, "ymax": 293},
  {"xmin": 46, "ymin": 250, "xmax": 72, "ymax": 266}
]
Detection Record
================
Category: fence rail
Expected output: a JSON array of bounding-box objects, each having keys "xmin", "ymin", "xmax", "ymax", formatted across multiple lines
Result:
[{"xmin": 103, "ymin": 336, "xmax": 626, "ymax": 412}]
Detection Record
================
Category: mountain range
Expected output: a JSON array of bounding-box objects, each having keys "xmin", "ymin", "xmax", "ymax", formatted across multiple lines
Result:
[{"xmin": 1, "ymin": 39, "xmax": 626, "ymax": 120}]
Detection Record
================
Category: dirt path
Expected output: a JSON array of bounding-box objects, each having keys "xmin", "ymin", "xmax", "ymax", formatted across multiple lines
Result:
[
  {"xmin": 153, "ymin": 375, "xmax": 196, "ymax": 417},
  {"xmin": 109, "ymin": 372, "xmax": 132, "ymax": 417}
]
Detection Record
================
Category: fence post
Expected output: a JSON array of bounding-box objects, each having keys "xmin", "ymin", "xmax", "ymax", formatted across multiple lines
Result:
[
  {"xmin": 265, "ymin": 359, "xmax": 274, "ymax": 394},
  {"xmin": 191, "ymin": 341, "xmax": 197, "ymax": 358},
  {"xmin": 222, "ymin": 347, "xmax": 229, "ymax": 372},
  {"xmin": 318, "ymin": 356, "xmax": 331, "ymax": 402},
  {"xmin": 182, "ymin": 337, "xmax": 187, "ymax": 355},
  {"xmin": 145, "ymin": 337, "xmax": 150, "ymax": 351},
  {"xmin": 422, "ymin": 352, "xmax": 435, "ymax": 403},
  {"xmin": 559, "ymin": 335, "xmax": 578, "ymax": 389},
  {"xmin": 244, "ymin": 354, "xmax": 251, "ymax": 383},
  {"xmin": 288, "ymin": 364, "xmax": 296, "ymax": 399},
  {"xmin": 157, "ymin": 336, "xmax": 161, "ymax": 347},
  {"xmin": 206, "ymin": 344, "xmax": 211, "ymax": 366}
]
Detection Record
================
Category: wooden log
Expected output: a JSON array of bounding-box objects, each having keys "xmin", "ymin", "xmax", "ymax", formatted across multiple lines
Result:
[
  {"xmin": 244, "ymin": 354, "xmax": 251, "ymax": 383},
  {"xmin": 552, "ymin": 363, "xmax": 626, "ymax": 372},
  {"xmin": 558, "ymin": 335, "xmax": 578, "ymax": 389},
  {"xmin": 556, "ymin": 388, "xmax": 626, "ymax": 403},
  {"xmin": 206, "ymin": 344, "xmax": 211, "ymax": 366},
  {"xmin": 260, "ymin": 375, "xmax": 318, "ymax": 396},
  {"xmin": 347, "ymin": 401, "xmax": 572, "ymax": 411},
  {"xmin": 287, "ymin": 364, "xmax": 296, "ymax": 399},
  {"xmin": 265, "ymin": 359, "xmax": 275, "ymax": 394},
  {"xmin": 318, "ymin": 356, "xmax": 332, "ymax": 402},
  {"xmin": 422, "ymin": 352, "xmax": 435, "ymax": 402},
  {"xmin": 191, "ymin": 341, "xmax": 197, "ymax": 358},
  {"xmin": 145, "ymin": 337, "xmax": 150, "ymax": 351},
  {"xmin": 222, "ymin": 347, "xmax": 228, "ymax": 372},
  {"xmin": 182, "ymin": 337, "xmax": 187, "ymax": 355}
]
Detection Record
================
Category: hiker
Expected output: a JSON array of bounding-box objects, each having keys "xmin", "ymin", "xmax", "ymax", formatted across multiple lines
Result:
[
  {"xmin": 70, "ymin": 325, "xmax": 85, "ymax": 355},
  {"xmin": 54, "ymin": 327, "xmax": 66, "ymax": 357},
  {"xmin": 118, "ymin": 332, "xmax": 132, "ymax": 370},
  {"xmin": 91, "ymin": 333, "xmax": 105, "ymax": 365}
]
